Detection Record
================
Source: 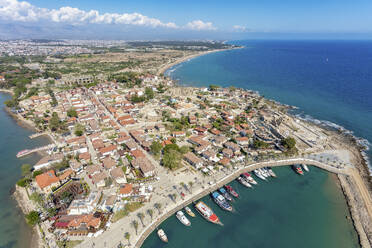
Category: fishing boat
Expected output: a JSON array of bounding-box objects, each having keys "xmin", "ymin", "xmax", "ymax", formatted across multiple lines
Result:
[
  {"xmin": 176, "ymin": 211, "xmax": 191, "ymax": 226},
  {"xmin": 225, "ymin": 185, "xmax": 239, "ymax": 198},
  {"xmin": 302, "ymin": 164, "xmax": 309, "ymax": 172},
  {"xmin": 194, "ymin": 201, "xmax": 222, "ymax": 225},
  {"xmin": 211, "ymin": 191, "xmax": 233, "ymax": 212},
  {"xmin": 237, "ymin": 176, "xmax": 252, "ymax": 188},
  {"xmin": 242, "ymin": 172, "xmax": 258, "ymax": 185},
  {"xmin": 266, "ymin": 167, "xmax": 277, "ymax": 177},
  {"xmin": 292, "ymin": 165, "xmax": 304, "ymax": 175},
  {"xmin": 253, "ymin": 169, "xmax": 267, "ymax": 181},
  {"xmin": 219, "ymin": 187, "xmax": 233, "ymax": 201},
  {"xmin": 184, "ymin": 206, "xmax": 195, "ymax": 217},
  {"xmin": 157, "ymin": 229, "xmax": 168, "ymax": 243}
]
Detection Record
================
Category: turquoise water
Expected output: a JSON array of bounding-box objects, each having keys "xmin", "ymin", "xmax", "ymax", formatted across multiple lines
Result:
[
  {"xmin": 142, "ymin": 167, "xmax": 359, "ymax": 248},
  {"xmin": 0, "ymin": 92, "xmax": 50, "ymax": 248}
]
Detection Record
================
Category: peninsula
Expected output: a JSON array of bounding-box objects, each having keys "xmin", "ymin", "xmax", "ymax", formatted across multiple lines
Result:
[{"xmin": 1, "ymin": 40, "xmax": 371, "ymax": 248}]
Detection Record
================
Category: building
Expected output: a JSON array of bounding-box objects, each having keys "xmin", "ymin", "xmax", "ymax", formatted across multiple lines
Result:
[
  {"xmin": 110, "ymin": 167, "xmax": 127, "ymax": 184},
  {"xmin": 184, "ymin": 152, "xmax": 203, "ymax": 169},
  {"xmin": 34, "ymin": 153, "xmax": 64, "ymax": 170},
  {"xmin": 35, "ymin": 170, "xmax": 60, "ymax": 193}
]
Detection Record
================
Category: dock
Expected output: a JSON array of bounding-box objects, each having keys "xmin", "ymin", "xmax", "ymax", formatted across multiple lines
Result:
[
  {"xmin": 29, "ymin": 132, "xmax": 47, "ymax": 139},
  {"xmin": 16, "ymin": 144, "xmax": 54, "ymax": 158}
]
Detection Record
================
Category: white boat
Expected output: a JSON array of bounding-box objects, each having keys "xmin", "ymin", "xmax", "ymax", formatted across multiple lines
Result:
[
  {"xmin": 267, "ymin": 167, "xmax": 277, "ymax": 177},
  {"xmin": 176, "ymin": 211, "xmax": 191, "ymax": 226},
  {"xmin": 184, "ymin": 206, "xmax": 196, "ymax": 217},
  {"xmin": 260, "ymin": 168, "xmax": 270, "ymax": 178},
  {"xmin": 302, "ymin": 164, "xmax": 309, "ymax": 172},
  {"xmin": 242, "ymin": 173, "xmax": 258, "ymax": 185},
  {"xmin": 254, "ymin": 169, "xmax": 267, "ymax": 181},
  {"xmin": 237, "ymin": 176, "xmax": 252, "ymax": 188},
  {"xmin": 157, "ymin": 229, "xmax": 168, "ymax": 243}
]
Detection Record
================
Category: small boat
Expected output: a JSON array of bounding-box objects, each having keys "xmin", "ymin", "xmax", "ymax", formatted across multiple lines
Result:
[
  {"xmin": 211, "ymin": 191, "xmax": 233, "ymax": 212},
  {"xmin": 16, "ymin": 149, "xmax": 30, "ymax": 158},
  {"xmin": 157, "ymin": 229, "xmax": 168, "ymax": 243},
  {"xmin": 237, "ymin": 176, "xmax": 252, "ymax": 188},
  {"xmin": 266, "ymin": 167, "xmax": 277, "ymax": 177},
  {"xmin": 292, "ymin": 165, "xmax": 304, "ymax": 175},
  {"xmin": 184, "ymin": 206, "xmax": 195, "ymax": 217},
  {"xmin": 253, "ymin": 169, "xmax": 267, "ymax": 181},
  {"xmin": 219, "ymin": 187, "xmax": 233, "ymax": 201},
  {"xmin": 302, "ymin": 164, "xmax": 309, "ymax": 172},
  {"xmin": 176, "ymin": 211, "xmax": 191, "ymax": 226},
  {"xmin": 260, "ymin": 168, "xmax": 270, "ymax": 178},
  {"xmin": 242, "ymin": 172, "xmax": 258, "ymax": 185},
  {"xmin": 225, "ymin": 185, "xmax": 239, "ymax": 198},
  {"xmin": 194, "ymin": 201, "xmax": 222, "ymax": 225}
]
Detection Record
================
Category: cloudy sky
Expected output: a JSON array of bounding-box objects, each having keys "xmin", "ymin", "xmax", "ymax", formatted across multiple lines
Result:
[{"xmin": 1, "ymin": 0, "xmax": 372, "ymax": 39}]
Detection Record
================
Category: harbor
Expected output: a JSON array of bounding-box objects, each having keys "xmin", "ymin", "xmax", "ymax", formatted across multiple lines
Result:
[
  {"xmin": 141, "ymin": 165, "xmax": 359, "ymax": 248},
  {"xmin": 134, "ymin": 157, "xmax": 358, "ymax": 247}
]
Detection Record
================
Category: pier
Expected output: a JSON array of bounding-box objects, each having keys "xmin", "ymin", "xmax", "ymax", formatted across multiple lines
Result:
[
  {"xmin": 16, "ymin": 144, "xmax": 54, "ymax": 158},
  {"xmin": 29, "ymin": 132, "xmax": 48, "ymax": 139}
]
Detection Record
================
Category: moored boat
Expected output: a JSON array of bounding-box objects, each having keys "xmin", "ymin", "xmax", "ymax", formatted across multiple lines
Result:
[
  {"xmin": 242, "ymin": 172, "xmax": 258, "ymax": 184},
  {"xmin": 267, "ymin": 167, "xmax": 277, "ymax": 177},
  {"xmin": 16, "ymin": 149, "xmax": 30, "ymax": 158},
  {"xmin": 219, "ymin": 187, "xmax": 233, "ymax": 201},
  {"xmin": 260, "ymin": 168, "xmax": 270, "ymax": 178},
  {"xmin": 253, "ymin": 169, "xmax": 267, "ymax": 181},
  {"xmin": 184, "ymin": 206, "xmax": 196, "ymax": 217},
  {"xmin": 176, "ymin": 211, "xmax": 191, "ymax": 226},
  {"xmin": 194, "ymin": 201, "xmax": 222, "ymax": 225},
  {"xmin": 211, "ymin": 191, "xmax": 233, "ymax": 212},
  {"xmin": 302, "ymin": 164, "xmax": 309, "ymax": 172},
  {"xmin": 292, "ymin": 165, "xmax": 304, "ymax": 175},
  {"xmin": 237, "ymin": 176, "xmax": 252, "ymax": 188},
  {"xmin": 157, "ymin": 229, "xmax": 168, "ymax": 243},
  {"xmin": 225, "ymin": 185, "xmax": 239, "ymax": 198}
]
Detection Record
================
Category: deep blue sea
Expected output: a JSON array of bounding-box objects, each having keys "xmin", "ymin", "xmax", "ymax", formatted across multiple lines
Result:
[{"xmin": 167, "ymin": 40, "xmax": 372, "ymax": 169}]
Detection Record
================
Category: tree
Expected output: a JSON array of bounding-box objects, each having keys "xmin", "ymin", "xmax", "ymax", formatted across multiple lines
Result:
[
  {"xmin": 137, "ymin": 212, "xmax": 145, "ymax": 227},
  {"xmin": 253, "ymin": 139, "xmax": 270, "ymax": 149},
  {"xmin": 49, "ymin": 112, "xmax": 61, "ymax": 131},
  {"xmin": 25, "ymin": 211, "xmax": 40, "ymax": 226},
  {"xmin": 154, "ymin": 203, "xmax": 162, "ymax": 214},
  {"xmin": 47, "ymin": 207, "xmax": 57, "ymax": 217},
  {"xmin": 281, "ymin": 137, "xmax": 296, "ymax": 150},
  {"xmin": 179, "ymin": 146, "xmax": 190, "ymax": 154},
  {"xmin": 74, "ymin": 123, "xmax": 85, "ymax": 136},
  {"xmin": 17, "ymin": 178, "xmax": 30, "ymax": 187},
  {"xmin": 145, "ymin": 87, "xmax": 154, "ymax": 100},
  {"xmin": 21, "ymin": 164, "xmax": 32, "ymax": 177},
  {"xmin": 147, "ymin": 209, "xmax": 154, "ymax": 222},
  {"xmin": 162, "ymin": 149, "xmax": 181, "ymax": 170},
  {"xmin": 124, "ymin": 232, "xmax": 131, "ymax": 245},
  {"xmin": 131, "ymin": 220, "xmax": 139, "ymax": 235},
  {"xmin": 188, "ymin": 181, "xmax": 194, "ymax": 193},
  {"xmin": 32, "ymin": 170, "xmax": 43, "ymax": 178},
  {"xmin": 67, "ymin": 108, "xmax": 78, "ymax": 118},
  {"xmin": 150, "ymin": 141, "xmax": 162, "ymax": 156},
  {"xmin": 30, "ymin": 192, "xmax": 43, "ymax": 206},
  {"xmin": 209, "ymin": 84, "xmax": 220, "ymax": 91}
]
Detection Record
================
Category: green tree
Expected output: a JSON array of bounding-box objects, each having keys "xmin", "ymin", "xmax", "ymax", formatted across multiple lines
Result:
[
  {"xmin": 67, "ymin": 108, "xmax": 78, "ymax": 118},
  {"xmin": 145, "ymin": 87, "xmax": 154, "ymax": 100},
  {"xmin": 30, "ymin": 192, "xmax": 43, "ymax": 206},
  {"xmin": 47, "ymin": 207, "xmax": 57, "ymax": 217},
  {"xmin": 74, "ymin": 123, "xmax": 85, "ymax": 136},
  {"xmin": 25, "ymin": 211, "xmax": 40, "ymax": 226},
  {"xmin": 32, "ymin": 170, "xmax": 43, "ymax": 178},
  {"xmin": 179, "ymin": 145, "xmax": 190, "ymax": 154},
  {"xmin": 17, "ymin": 178, "xmax": 30, "ymax": 187},
  {"xmin": 49, "ymin": 112, "xmax": 61, "ymax": 131},
  {"xmin": 21, "ymin": 164, "xmax": 32, "ymax": 177},
  {"xmin": 154, "ymin": 202, "xmax": 162, "ymax": 214},
  {"xmin": 124, "ymin": 232, "xmax": 131, "ymax": 245},
  {"xmin": 131, "ymin": 220, "xmax": 139, "ymax": 235},
  {"xmin": 150, "ymin": 141, "xmax": 162, "ymax": 156},
  {"xmin": 281, "ymin": 137, "xmax": 296, "ymax": 150},
  {"xmin": 137, "ymin": 212, "xmax": 145, "ymax": 227},
  {"xmin": 147, "ymin": 209, "xmax": 154, "ymax": 221},
  {"xmin": 162, "ymin": 149, "xmax": 181, "ymax": 170}
]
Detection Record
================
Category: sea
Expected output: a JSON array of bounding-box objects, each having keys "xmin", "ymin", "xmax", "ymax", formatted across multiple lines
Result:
[
  {"xmin": 0, "ymin": 92, "xmax": 50, "ymax": 248},
  {"xmin": 142, "ymin": 40, "xmax": 372, "ymax": 248}
]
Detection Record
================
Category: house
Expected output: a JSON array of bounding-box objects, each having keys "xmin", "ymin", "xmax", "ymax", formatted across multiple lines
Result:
[
  {"xmin": 110, "ymin": 167, "xmax": 127, "ymax": 184},
  {"xmin": 67, "ymin": 191, "xmax": 101, "ymax": 215},
  {"xmin": 58, "ymin": 169, "xmax": 75, "ymax": 184},
  {"xmin": 79, "ymin": 152, "xmax": 91, "ymax": 163},
  {"xmin": 101, "ymin": 195, "xmax": 116, "ymax": 212},
  {"xmin": 213, "ymin": 136, "xmax": 228, "ymax": 147},
  {"xmin": 124, "ymin": 140, "xmax": 138, "ymax": 151},
  {"xmin": 184, "ymin": 152, "xmax": 203, "ymax": 169},
  {"xmin": 102, "ymin": 157, "xmax": 116, "ymax": 170},
  {"xmin": 91, "ymin": 171, "xmax": 108, "ymax": 188},
  {"xmin": 224, "ymin": 142, "xmax": 241, "ymax": 154},
  {"xmin": 201, "ymin": 150, "xmax": 220, "ymax": 162},
  {"xmin": 70, "ymin": 160, "xmax": 83, "ymax": 173},
  {"xmin": 99, "ymin": 144, "xmax": 117, "ymax": 157},
  {"xmin": 219, "ymin": 157, "xmax": 230, "ymax": 166},
  {"xmin": 67, "ymin": 214, "xmax": 101, "ymax": 232},
  {"xmin": 34, "ymin": 153, "xmax": 64, "ymax": 170},
  {"xmin": 222, "ymin": 148, "xmax": 234, "ymax": 158},
  {"xmin": 35, "ymin": 170, "xmax": 60, "ymax": 193},
  {"xmin": 131, "ymin": 157, "xmax": 155, "ymax": 177},
  {"xmin": 172, "ymin": 131, "xmax": 186, "ymax": 138},
  {"xmin": 86, "ymin": 165, "xmax": 101, "ymax": 177},
  {"xmin": 130, "ymin": 149, "xmax": 145, "ymax": 159},
  {"xmin": 236, "ymin": 136, "xmax": 249, "ymax": 146},
  {"xmin": 119, "ymin": 183, "xmax": 133, "ymax": 197}
]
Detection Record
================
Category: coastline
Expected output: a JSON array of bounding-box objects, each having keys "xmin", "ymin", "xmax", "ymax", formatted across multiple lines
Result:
[{"xmin": 157, "ymin": 47, "xmax": 241, "ymax": 76}]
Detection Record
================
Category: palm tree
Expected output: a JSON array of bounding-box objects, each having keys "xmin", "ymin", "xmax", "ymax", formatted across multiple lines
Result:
[
  {"xmin": 137, "ymin": 212, "xmax": 145, "ymax": 227},
  {"xmin": 147, "ymin": 209, "xmax": 154, "ymax": 222},
  {"xmin": 188, "ymin": 181, "xmax": 193, "ymax": 193},
  {"xmin": 131, "ymin": 220, "xmax": 139, "ymax": 235},
  {"xmin": 124, "ymin": 232, "xmax": 130, "ymax": 245},
  {"xmin": 172, "ymin": 193, "xmax": 177, "ymax": 203},
  {"xmin": 154, "ymin": 203, "xmax": 162, "ymax": 214}
]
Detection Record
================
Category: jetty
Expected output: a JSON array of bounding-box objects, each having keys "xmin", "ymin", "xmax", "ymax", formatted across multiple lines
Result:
[
  {"xmin": 16, "ymin": 144, "xmax": 54, "ymax": 158},
  {"xmin": 29, "ymin": 132, "xmax": 48, "ymax": 139}
]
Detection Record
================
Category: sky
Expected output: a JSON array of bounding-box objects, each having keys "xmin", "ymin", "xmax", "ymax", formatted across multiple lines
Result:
[{"xmin": 1, "ymin": 0, "xmax": 372, "ymax": 39}]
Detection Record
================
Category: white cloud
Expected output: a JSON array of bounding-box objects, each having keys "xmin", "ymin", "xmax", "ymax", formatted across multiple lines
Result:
[
  {"xmin": 0, "ymin": 0, "xmax": 178, "ymax": 28},
  {"xmin": 185, "ymin": 20, "xmax": 217, "ymax": 31},
  {"xmin": 233, "ymin": 25, "xmax": 247, "ymax": 32}
]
